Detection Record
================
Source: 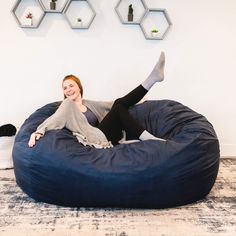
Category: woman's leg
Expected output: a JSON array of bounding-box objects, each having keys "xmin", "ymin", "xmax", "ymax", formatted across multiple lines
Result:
[
  {"xmin": 98, "ymin": 97, "xmax": 145, "ymax": 144},
  {"xmin": 141, "ymin": 51, "xmax": 165, "ymax": 90},
  {"xmin": 98, "ymin": 52, "xmax": 166, "ymax": 144},
  {"xmin": 113, "ymin": 51, "xmax": 165, "ymax": 108},
  {"xmin": 97, "ymin": 85, "xmax": 149, "ymax": 144}
]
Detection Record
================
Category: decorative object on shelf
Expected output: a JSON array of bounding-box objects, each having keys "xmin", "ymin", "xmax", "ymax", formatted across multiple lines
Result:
[
  {"xmin": 77, "ymin": 17, "xmax": 82, "ymax": 27},
  {"xmin": 24, "ymin": 12, "xmax": 33, "ymax": 26},
  {"xmin": 151, "ymin": 28, "xmax": 158, "ymax": 37},
  {"xmin": 128, "ymin": 4, "xmax": 133, "ymax": 22},
  {"xmin": 50, "ymin": 0, "xmax": 57, "ymax": 10}
]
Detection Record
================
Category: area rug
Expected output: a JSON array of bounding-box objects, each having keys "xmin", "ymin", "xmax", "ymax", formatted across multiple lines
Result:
[{"xmin": 0, "ymin": 158, "xmax": 235, "ymax": 236}]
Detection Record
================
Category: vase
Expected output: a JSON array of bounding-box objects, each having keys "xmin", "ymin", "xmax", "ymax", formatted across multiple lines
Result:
[
  {"xmin": 151, "ymin": 32, "xmax": 158, "ymax": 37},
  {"xmin": 128, "ymin": 14, "xmax": 133, "ymax": 22},
  {"xmin": 77, "ymin": 19, "xmax": 82, "ymax": 27},
  {"xmin": 24, "ymin": 18, "xmax": 33, "ymax": 26},
  {"xmin": 77, "ymin": 22, "xmax": 82, "ymax": 27},
  {"xmin": 50, "ymin": 2, "xmax": 56, "ymax": 10}
]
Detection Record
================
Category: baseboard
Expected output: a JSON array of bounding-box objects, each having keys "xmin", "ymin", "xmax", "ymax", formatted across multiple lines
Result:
[{"xmin": 220, "ymin": 144, "xmax": 236, "ymax": 157}]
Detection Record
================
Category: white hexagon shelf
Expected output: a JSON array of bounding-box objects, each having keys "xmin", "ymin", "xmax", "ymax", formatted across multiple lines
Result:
[
  {"xmin": 12, "ymin": 0, "xmax": 45, "ymax": 28},
  {"xmin": 63, "ymin": 0, "xmax": 96, "ymax": 29},
  {"xmin": 140, "ymin": 8, "xmax": 172, "ymax": 40},
  {"xmin": 38, "ymin": 0, "xmax": 69, "ymax": 13},
  {"xmin": 115, "ymin": 0, "xmax": 147, "ymax": 25}
]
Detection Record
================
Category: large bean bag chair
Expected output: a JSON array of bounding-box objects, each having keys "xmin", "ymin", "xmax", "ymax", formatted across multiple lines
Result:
[{"xmin": 13, "ymin": 100, "xmax": 220, "ymax": 208}]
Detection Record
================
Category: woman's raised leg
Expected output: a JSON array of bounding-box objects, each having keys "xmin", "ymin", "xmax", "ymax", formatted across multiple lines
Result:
[{"xmin": 98, "ymin": 52, "xmax": 166, "ymax": 144}]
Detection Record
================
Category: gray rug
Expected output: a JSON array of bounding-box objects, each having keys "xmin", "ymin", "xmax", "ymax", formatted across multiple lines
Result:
[{"xmin": 0, "ymin": 158, "xmax": 235, "ymax": 236}]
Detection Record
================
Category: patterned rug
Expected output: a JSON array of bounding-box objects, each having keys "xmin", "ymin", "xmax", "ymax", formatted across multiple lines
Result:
[{"xmin": 0, "ymin": 158, "xmax": 235, "ymax": 236}]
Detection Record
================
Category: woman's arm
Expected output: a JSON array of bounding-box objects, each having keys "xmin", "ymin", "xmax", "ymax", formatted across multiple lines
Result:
[{"xmin": 28, "ymin": 100, "xmax": 70, "ymax": 148}]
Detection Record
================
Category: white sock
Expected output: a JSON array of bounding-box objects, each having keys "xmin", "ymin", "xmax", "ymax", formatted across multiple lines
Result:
[
  {"xmin": 139, "ymin": 130, "xmax": 166, "ymax": 142},
  {"xmin": 142, "ymin": 51, "xmax": 165, "ymax": 91}
]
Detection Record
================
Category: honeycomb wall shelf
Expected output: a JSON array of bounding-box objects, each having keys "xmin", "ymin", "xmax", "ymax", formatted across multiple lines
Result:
[
  {"xmin": 63, "ymin": 0, "xmax": 96, "ymax": 29},
  {"xmin": 140, "ymin": 8, "xmax": 172, "ymax": 40},
  {"xmin": 11, "ymin": 0, "xmax": 172, "ymax": 37},
  {"xmin": 115, "ymin": 0, "xmax": 172, "ymax": 40},
  {"xmin": 12, "ymin": 0, "xmax": 45, "ymax": 28}
]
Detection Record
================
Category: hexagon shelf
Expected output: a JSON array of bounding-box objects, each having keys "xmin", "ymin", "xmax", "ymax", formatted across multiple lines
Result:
[
  {"xmin": 63, "ymin": 0, "xmax": 96, "ymax": 29},
  {"xmin": 12, "ymin": 0, "xmax": 45, "ymax": 28},
  {"xmin": 140, "ymin": 8, "xmax": 172, "ymax": 40},
  {"xmin": 38, "ymin": 0, "xmax": 69, "ymax": 13},
  {"xmin": 115, "ymin": 0, "xmax": 147, "ymax": 24}
]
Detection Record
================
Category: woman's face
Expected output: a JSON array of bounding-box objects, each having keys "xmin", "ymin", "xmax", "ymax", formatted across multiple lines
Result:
[{"xmin": 62, "ymin": 79, "xmax": 81, "ymax": 101}]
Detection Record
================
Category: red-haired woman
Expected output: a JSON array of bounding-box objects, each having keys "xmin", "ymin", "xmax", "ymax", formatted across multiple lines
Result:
[{"xmin": 28, "ymin": 52, "xmax": 166, "ymax": 148}]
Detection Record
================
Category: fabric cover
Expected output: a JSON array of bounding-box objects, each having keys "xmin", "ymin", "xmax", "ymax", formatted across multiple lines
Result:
[
  {"xmin": 13, "ymin": 100, "xmax": 220, "ymax": 208},
  {"xmin": 0, "ymin": 136, "xmax": 15, "ymax": 169}
]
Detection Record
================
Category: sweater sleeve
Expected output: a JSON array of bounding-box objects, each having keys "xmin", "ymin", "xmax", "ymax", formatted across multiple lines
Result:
[{"xmin": 36, "ymin": 100, "xmax": 69, "ymax": 135}]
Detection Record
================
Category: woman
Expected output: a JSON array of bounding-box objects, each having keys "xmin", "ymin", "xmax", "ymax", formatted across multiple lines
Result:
[{"xmin": 28, "ymin": 52, "xmax": 166, "ymax": 148}]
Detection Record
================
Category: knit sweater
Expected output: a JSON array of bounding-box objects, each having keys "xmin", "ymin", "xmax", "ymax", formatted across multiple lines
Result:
[{"xmin": 36, "ymin": 98, "xmax": 114, "ymax": 148}]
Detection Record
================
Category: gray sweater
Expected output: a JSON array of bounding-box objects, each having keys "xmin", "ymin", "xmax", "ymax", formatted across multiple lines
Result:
[{"xmin": 36, "ymin": 98, "xmax": 114, "ymax": 148}]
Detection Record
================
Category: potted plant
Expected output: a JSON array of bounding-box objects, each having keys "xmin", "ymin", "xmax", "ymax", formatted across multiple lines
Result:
[
  {"xmin": 25, "ymin": 12, "xmax": 33, "ymax": 26},
  {"xmin": 151, "ymin": 28, "xmax": 159, "ymax": 37},
  {"xmin": 77, "ymin": 17, "xmax": 82, "ymax": 27},
  {"xmin": 50, "ymin": 0, "xmax": 57, "ymax": 10}
]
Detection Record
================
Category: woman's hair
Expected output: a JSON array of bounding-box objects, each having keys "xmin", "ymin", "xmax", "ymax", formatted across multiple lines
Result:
[{"xmin": 62, "ymin": 74, "xmax": 83, "ymax": 98}]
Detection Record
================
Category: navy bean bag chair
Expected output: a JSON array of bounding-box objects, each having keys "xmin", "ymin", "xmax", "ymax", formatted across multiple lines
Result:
[{"xmin": 13, "ymin": 100, "xmax": 220, "ymax": 208}]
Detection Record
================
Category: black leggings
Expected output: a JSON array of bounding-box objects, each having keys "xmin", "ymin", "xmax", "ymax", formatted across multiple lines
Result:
[{"xmin": 97, "ymin": 85, "xmax": 147, "ymax": 144}]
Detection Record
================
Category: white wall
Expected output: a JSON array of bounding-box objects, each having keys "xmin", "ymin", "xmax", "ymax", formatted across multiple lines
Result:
[{"xmin": 1, "ymin": 0, "xmax": 236, "ymax": 156}]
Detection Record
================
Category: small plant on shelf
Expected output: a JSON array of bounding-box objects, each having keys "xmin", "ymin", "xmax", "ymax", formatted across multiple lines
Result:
[
  {"xmin": 151, "ymin": 28, "xmax": 159, "ymax": 37},
  {"xmin": 25, "ymin": 12, "xmax": 33, "ymax": 26},
  {"xmin": 50, "ymin": 0, "xmax": 57, "ymax": 10}
]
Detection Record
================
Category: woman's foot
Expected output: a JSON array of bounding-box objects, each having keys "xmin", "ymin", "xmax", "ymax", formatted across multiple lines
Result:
[{"xmin": 142, "ymin": 51, "xmax": 165, "ymax": 90}]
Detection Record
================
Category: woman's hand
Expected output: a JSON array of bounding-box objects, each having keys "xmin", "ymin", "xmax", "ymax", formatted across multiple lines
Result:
[{"xmin": 28, "ymin": 132, "xmax": 43, "ymax": 148}]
